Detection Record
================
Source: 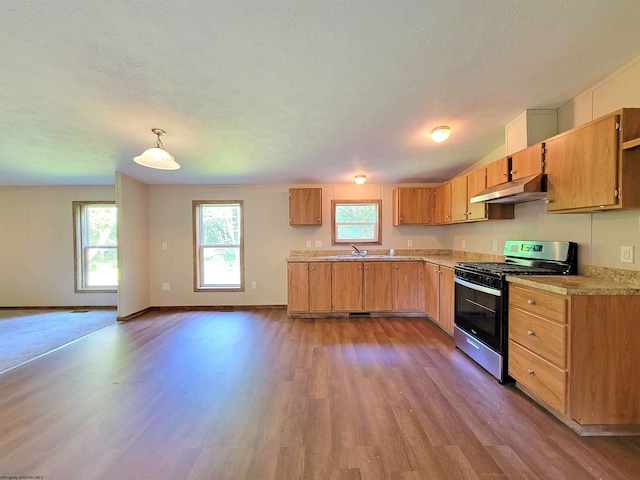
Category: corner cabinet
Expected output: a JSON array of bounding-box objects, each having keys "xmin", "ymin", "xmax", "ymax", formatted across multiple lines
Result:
[
  {"xmin": 289, "ymin": 188, "xmax": 322, "ymax": 226},
  {"xmin": 545, "ymin": 108, "xmax": 640, "ymax": 213},
  {"xmin": 508, "ymin": 283, "xmax": 640, "ymax": 435},
  {"xmin": 393, "ymin": 187, "xmax": 434, "ymax": 225}
]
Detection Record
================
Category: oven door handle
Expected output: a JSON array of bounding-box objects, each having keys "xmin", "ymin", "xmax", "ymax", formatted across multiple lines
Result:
[{"xmin": 454, "ymin": 277, "xmax": 502, "ymax": 297}]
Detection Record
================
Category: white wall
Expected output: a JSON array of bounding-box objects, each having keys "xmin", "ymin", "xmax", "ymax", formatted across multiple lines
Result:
[
  {"xmin": 148, "ymin": 183, "xmax": 449, "ymax": 306},
  {"xmin": 0, "ymin": 185, "xmax": 116, "ymax": 307},
  {"xmin": 116, "ymin": 173, "xmax": 151, "ymax": 317}
]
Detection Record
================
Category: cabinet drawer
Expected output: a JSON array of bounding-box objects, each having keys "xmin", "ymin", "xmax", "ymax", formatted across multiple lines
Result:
[
  {"xmin": 509, "ymin": 285, "xmax": 567, "ymax": 323},
  {"xmin": 509, "ymin": 308, "xmax": 567, "ymax": 368},
  {"xmin": 509, "ymin": 340, "xmax": 566, "ymax": 413}
]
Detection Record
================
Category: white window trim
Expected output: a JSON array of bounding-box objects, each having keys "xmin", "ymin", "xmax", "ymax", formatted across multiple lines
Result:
[
  {"xmin": 73, "ymin": 201, "xmax": 118, "ymax": 293},
  {"xmin": 193, "ymin": 200, "xmax": 245, "ymax": 292}
]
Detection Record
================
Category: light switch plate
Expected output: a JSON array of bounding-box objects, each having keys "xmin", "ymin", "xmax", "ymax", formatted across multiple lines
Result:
[{"xmin": 162, "ymin": 283, "xmax": 170, "ymax": 291}]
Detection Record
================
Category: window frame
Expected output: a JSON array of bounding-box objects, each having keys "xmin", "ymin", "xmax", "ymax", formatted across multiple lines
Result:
[
  {"xmin": 72, "ymin": 201, "xmax": 118, "ymax": 293},
  {"xmin": 193, "ymin": 200, "xmax": 245, "ymax": 292},
  {"xmin": 331, "ymin": 199, "xmax": 382, "ymax": 246}
]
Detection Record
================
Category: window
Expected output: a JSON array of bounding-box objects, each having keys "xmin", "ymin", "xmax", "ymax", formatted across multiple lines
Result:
[
  {"xmin": 331, "ymin": 200, "xmax": 382, "ymax": 245},
  {"xmin": 73, "ymin": 202, "xmax": 118, "ymax": 292},
  {"xmin": 193, "ymin": 201, "xmax": 244, "ymax": 291}
]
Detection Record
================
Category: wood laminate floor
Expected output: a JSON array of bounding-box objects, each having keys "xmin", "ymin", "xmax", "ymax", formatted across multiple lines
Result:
[{"xmin": 0, "ymin": 309, "xmax": 638, "ymax": 480}]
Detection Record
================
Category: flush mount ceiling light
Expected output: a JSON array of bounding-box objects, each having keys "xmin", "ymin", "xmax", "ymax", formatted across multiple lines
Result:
[
  {"xmin": 431, "ymin": 125, "xmax": 451, "ymax": 142},
  {"xmin": 133, "ymin": 128, "xmax": 180, "ymax": 170},
  {"xmin": 354, "ymin": 175, "xmax": 367, "ymax": 185}
]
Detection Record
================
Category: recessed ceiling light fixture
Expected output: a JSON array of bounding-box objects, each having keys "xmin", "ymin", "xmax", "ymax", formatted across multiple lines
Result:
[
  {"xmin": 354, "ymin": 175, "xmax": 367, "ymax": 185},
  {"xmin": 431, "ymin": 125, "xmax": 451, "ymax": 142},
  {"xmin": 133, "ymin": 128, "xmax": 180, "ymax": 170}
]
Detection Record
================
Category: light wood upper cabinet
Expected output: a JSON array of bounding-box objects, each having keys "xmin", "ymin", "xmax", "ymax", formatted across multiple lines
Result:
[
  {"xmin": 393, "ymin": 187, "xmax": 434, "ymax": 225},
  {"xmin": 510, "ymin": 143, "xmax": 545, "ymax": 180},
  {"xmin": 363, "ymin": 262, "xmax": 393, "ymax": 311},
  {"xmin": 545, "ymin": 108, "xmax": 640, "ymax": 213},
  {"xmin": 289, "ymin": 188, "xmax": 322, "ymax": 226},
  {"xmin": 450, "ymin": 169, "xmax": 513, "ymax": 223},
  {"xmin": 434, "ymin": 182, "xmax": 452, "ymax": 224},
  {"xmin": 486, "ymin": 156, "xmax": 510, "ymax": 187},
  {"xmin": 332, "ymin": 262, "xmax": 363, "ymax": 311},
  {"xmin": 466, "ymin": 168, "xmax": 487, "ymax": 221},
  {"xmin": 451, "ymin": 175, "xmax": 469, "ymax": 222}
]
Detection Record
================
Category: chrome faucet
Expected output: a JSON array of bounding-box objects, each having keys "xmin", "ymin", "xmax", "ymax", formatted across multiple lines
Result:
[{"xmin": 351, "ymin": 244, "xmax": 361, "ymax": 254}]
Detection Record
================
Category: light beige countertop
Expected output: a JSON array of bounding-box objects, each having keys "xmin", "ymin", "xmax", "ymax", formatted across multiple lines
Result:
[
  {"xmin": 506, "ymin": 275, "xmax": 640, "ymax": 296},
  {"xmin": 286, "ymin": 255, "xmax": 426, "ymax": 262}
]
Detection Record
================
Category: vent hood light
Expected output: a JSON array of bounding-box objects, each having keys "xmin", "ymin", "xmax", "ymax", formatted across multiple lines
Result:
[{"xmin": 470, "ymin": 174, "xmax": 547, "ymax": 204}]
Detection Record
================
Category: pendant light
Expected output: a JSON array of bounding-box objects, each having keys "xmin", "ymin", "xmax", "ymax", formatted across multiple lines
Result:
[{"xmin": 133, "ymin": 128, "xmax": 180, "ymax": 170}]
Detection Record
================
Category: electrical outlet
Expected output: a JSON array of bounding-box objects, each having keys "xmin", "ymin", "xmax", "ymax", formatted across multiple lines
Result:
[
  {"xmin": 462, "ymin": 239, "xmax": 466, "ymax": 249},
  {"xmin": 621, "ymin": 246, "xmax": 634, "ymax": 263},
  {"xmin": 407, "ymin": 239, "xmax": 413, "ymax": 247},
  {"xmin": 251, "ymin": 281, "xmax": 257, "ymax": 289},
  {"xmin": 162, "ymin": 283, "xmax": 170, "ymax": 291},
  {"xmin": 162, "ymin": 242, "xmax": 168, "ymax": 250},
  {"xmin": 492, "ymin": 241, "xmax": 498, "ymax": 252},
  {"xmin": 315, "ymin": 240, "xmax": 322, "ymax": 248},
  {"xmin": 306, "ymin": 240, "xmax": 312, "ymax": 248}
]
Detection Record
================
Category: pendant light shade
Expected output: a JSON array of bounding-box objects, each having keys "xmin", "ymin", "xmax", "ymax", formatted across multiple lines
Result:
[{"xmin": 134, "ymin": 128, "xmax": 180, "ymax": 170}]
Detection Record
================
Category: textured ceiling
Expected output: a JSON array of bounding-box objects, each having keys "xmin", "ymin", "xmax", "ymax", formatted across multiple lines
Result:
[{"xmin": 2, "ymin": 0, "xmax": 640, "ymax": 186}]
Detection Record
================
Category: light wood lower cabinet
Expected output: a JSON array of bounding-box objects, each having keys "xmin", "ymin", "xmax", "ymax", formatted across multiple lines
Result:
[
  {"xmin": 424, "ymin": 263, "xmax": 454, "ymax": 334},
  {"xmin": 287, "ymin": 262, "xmax": 332, "ymax": 313},
  {"xmin": 287, "ymin": 260, "xmax": 425, "ymax": 315},
  {"xmin": 508, "ymin": 283, "xmax": 640, "ymax": 434}
]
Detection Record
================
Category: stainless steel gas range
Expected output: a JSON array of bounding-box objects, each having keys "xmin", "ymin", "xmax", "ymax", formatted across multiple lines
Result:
[{"xmin": 453, "ymin": 240, "xmax": 578, "ymax": 383}]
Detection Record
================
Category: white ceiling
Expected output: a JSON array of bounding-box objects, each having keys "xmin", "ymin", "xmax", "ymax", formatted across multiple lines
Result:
[{"xmin": 2, "ymin": 1, "xmax": 640, "ymax": 186}]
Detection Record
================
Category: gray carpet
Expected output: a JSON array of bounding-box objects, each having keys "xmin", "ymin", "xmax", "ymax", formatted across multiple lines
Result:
[{"xmin": 0, "ymin": 309, "xmax": 117, "ymax": 373}]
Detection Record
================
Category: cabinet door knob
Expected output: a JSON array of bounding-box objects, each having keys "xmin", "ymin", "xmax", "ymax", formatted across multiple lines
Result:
[
  {"xmin": 527, "ymin": 299, "xmax": 535, "ymax": 305},
  {"xmin": 399, "ymin": 217, "xmax": 403, "ymax": 221},
  {"xmin": 364, "ymin": 266, "xmax": 368, "ymax": 270},
  {"xmin": 502, "ymin": 173, "xmax": 507, "ymax": 177},
  {"xmin": 527, "ymin": 369, "xmax": 534, "ymax": 375},
  {"xmin": 527, "ymin": 330, "xmax": 535, "ymax": 336},
  {"xmin": 316, "ymin": 218, "xmax": 321, "ymax": 222},
  {"xmin": 511, "ymin": 170, "xmax": 516, "ymax": 175}
]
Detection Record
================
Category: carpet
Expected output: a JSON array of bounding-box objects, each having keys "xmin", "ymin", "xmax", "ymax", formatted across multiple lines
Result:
[{"xmin": 0, "ymin": 309, "xmax": 117, "ymax": 373}]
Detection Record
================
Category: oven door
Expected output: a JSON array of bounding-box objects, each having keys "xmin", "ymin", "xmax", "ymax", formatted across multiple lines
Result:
[{"xmin": 454, "ymin": 276, "xmax": 504, "ymax": 353}]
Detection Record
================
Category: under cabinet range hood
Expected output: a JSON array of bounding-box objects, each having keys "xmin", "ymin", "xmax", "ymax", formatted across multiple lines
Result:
[{"xmin": 470, "ymin": 174, "xmax": 547, "ymax": 204}]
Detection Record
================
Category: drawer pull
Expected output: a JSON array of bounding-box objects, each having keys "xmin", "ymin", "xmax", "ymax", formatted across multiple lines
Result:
[
  {"xmin": 527, "ymin": 330, "xmax": 535, "ymax": 336},
  {"xmin": 527, "ymin": 369, "xmax": 534, "ymax": 375},
  {"xmin": 527, "ymin": 299, "xmax": 535, "ymax": 305}
]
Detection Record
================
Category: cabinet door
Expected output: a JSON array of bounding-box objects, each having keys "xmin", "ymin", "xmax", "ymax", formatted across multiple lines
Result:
[
  {"xmin": 309, "ymin": 262, "xmax": 332, "ymax": 312},
  {"xmin": 289, "ymin": 188, "xmax": 322, "ymax": 226},
  {"xmin": 451, "ymin": 176, "xmax": 468, "ymax": 222},
  {"xmin": 393, "ymin": 187, "xmax": 433, "ymax": 225},
  {"xmin": 438, "ymin": 267, "xmax": 455, "ymax": 334},
  {"xmin": 486, "ymin": 157, "xmax": 510, "ymax": 187},
  {"xmin": 466, "ymin": 168, "xmax": 487, "ymax": 221},
  {"xmin": 393, "ymin": 262, "xmax": 420, "ymax": 312},
  {"xmin": 510, "ymin": 143, "xmax": 544, "ymax": 180},
  {"xmin": 287, "ymin": 263, "xmax": 309, "ymax": 313},
  {"xmin": 434, "ymin": 182, "xmax": 452, "ymax": 224},
  {"xmin": 363, "ymin": 262, "xmax": 393, "ymax": 311},
  {"xmin": 332, "ymin": 262, "xmax": 363, "ymax": 311},
  {"xmin": 546, "ymin": 115, "xmax": 619, "ymax": 212},
  {"xmin": 424, "ymin": 262, "xmax": 440, "ymax": 320}
]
